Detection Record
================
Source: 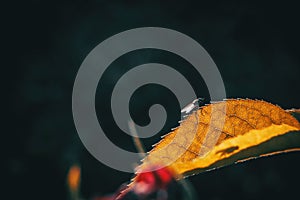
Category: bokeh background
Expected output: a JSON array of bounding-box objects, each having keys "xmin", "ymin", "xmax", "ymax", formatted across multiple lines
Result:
[{"xmin": 4, "ymin": 0, "xmax": 300, "ymax": 200}]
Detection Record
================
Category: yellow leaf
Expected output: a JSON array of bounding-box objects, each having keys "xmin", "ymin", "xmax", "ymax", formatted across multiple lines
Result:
[
  {"xmin": 172, "ymin": 124, "xmax": 300, "ymax": 176},
  {"xmin": 140, "ymin": 99, "xmax": 300, "ymax": 177}
]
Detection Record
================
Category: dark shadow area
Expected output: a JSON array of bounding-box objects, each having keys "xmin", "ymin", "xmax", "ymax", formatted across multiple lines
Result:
[{"xmin": 4, "ymin": 0, "xmax": 300, "ymax": 200}]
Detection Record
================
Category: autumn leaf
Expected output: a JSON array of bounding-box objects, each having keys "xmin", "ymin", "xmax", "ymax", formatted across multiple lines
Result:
[
  {"xmin": 67, "ymin": 164, "xmax": 81, "ymax": 200},
  {"xmin": 140, "ymin": 99, "xmax": 300, "ymax": 177}
]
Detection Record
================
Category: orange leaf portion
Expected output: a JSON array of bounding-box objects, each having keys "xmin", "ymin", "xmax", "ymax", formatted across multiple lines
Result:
[
  {"xmin": 173, "ymin": 124, "xmax": 300, "ymax": 176},
  {"xmin": 140, "ymin": 99, "xmax": 300, "ymax": 177},
  {"xmin": 67, "ymin": 164, "xmax": 81, "ymax": 192}
]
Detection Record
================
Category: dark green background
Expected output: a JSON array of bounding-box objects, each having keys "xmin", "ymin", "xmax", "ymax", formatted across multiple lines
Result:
[{"xmin": 4, "ymin": 0, "xmax": 300, "ymax": 200}]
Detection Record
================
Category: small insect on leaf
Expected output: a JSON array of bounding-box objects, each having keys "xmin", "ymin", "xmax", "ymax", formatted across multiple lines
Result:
[{"xmin": 181, "ymin": 98, "xmax": 204, "ymax": 115}]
